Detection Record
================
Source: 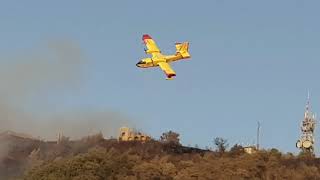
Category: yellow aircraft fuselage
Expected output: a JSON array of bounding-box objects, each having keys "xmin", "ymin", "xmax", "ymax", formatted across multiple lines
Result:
[
  {"xmin": 136, "ymin": 34, "xmax": 190, "ymax": 80},
  {"xmin": 136, "ymin": 54, "xmax": 184, "ymax": 68}
]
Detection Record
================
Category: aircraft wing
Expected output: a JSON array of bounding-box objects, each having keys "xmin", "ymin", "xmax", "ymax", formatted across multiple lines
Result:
[
  {"xmin": 142, "ymin": 34, "xmax": 161, "ymax": 55},
  {"xmin": 158, "ymin": 62, "xmax": 176, "ymax": 79}
]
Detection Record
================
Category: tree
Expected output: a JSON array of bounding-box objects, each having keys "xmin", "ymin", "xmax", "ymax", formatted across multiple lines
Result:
[
  {"xmin": 229, "ymin": 144, "xmax": 244, "ymax": 157},
  {"xmin": 214, "ymin": 137, "xmax": 228, "ymax": 153},
  {"xmin": 160, "ymin": 131, "xmax": 180, "ymax": 145}
]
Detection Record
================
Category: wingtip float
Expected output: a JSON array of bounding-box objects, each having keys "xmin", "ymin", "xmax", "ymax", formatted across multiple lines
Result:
[{"xmin": 137, "ymin": 34, "xmax": 191, "ymax": 80}]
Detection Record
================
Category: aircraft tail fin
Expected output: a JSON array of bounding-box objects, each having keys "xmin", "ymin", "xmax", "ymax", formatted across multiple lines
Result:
[{"xmin": 175, "ymin": 42, "xmax": 190, "ymax": 58}]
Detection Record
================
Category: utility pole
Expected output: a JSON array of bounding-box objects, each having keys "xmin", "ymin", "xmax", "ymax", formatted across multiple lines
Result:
[{"xmin": 257, "ymin": 121, "xmax": 260, "ymax": 150}]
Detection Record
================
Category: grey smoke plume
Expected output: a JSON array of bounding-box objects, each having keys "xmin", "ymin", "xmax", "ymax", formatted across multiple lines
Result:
[
  {"xmin": 0, "ymin": 40, "xmax": 85, "ymax": 99},
  {"xmin": 0, "ymin": 40, "xmax": 135, "ymax": 179},
  {"xmin": 0, "ymin": 40, "xmax": 133, "ymax": 140}
]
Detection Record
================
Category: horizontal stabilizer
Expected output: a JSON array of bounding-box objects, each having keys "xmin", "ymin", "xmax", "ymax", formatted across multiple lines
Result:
[{"xmin": 175, "ymin": 42, "xmax": 190, "ymax": 58}]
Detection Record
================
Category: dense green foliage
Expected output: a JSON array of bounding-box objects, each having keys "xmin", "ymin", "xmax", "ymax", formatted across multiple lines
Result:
[
  {"xmin": 2, "ymin": 132, "xmax": 320, "ymax": 179},
  {"xmin": 24, "ymin": 141, "xmax": 320, "ymax": 180}
]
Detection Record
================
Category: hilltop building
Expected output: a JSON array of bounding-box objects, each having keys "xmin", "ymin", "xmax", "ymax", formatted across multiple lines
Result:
[
  {"xmin": 118, "ymin": 127, "xmax": 151, "ymax": 142},
  {"xmin": 243, "ymin": 146, "xmax": 257, "ymax": 154}
]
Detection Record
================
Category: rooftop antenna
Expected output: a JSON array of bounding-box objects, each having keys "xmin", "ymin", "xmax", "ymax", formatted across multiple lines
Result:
[
  {"xmin": 257, "ymin": 121, "xmax": 261, "ymax": 150},
  {"xmin": 306, "ymin": 90, "xmax": 310, "ymax": 112}
]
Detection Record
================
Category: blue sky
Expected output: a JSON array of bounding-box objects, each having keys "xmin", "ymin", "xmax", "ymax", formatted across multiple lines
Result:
[{"xmin": 1, "ymin": 1, "xmax": 320, "ymax": 153}]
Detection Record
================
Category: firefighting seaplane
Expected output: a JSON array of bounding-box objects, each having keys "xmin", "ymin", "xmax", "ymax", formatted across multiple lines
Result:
[{"xmin": 136, "ymin": 34, "xmax": 191, "ymax": 80}]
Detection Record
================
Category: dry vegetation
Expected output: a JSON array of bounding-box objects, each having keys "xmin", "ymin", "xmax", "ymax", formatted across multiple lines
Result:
[{"xmin": 1, "ymin": 131, "xmax": 320, "ymax": 180}]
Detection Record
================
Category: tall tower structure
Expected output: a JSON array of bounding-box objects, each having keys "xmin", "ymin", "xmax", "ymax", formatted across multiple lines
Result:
[
  {"xmin": 296, "ymin": 93, "xmax": 316, "ymax": 154},
  {"xmin": 257, "ymin": 121, "xmax": 261, "ymax": 150}
]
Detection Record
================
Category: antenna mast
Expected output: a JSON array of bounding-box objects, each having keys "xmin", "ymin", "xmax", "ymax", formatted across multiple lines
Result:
[
  {"xmin": 296, "ymin": 92, "xmax": 316, "ymax": 154},
  {"xmin": 257, "ymin": 121, "xmax": 260, "ymax": 150}
]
